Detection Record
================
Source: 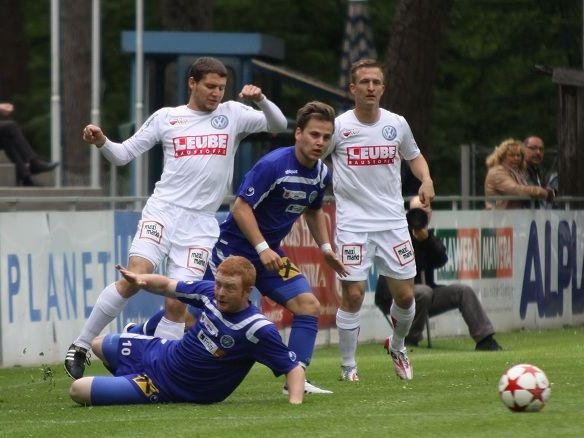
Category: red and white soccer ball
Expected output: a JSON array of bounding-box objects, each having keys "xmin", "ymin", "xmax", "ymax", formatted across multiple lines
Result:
[{"xmin": 498, "ymin": 363, "xmax": 551, "ymax": 412}]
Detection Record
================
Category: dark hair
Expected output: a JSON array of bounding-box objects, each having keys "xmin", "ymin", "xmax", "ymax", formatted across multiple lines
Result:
[
  {"xmin": 187, "ymin": 57, "xmax": 228, "ymax": 82},
  {"xmin": 350, "ymin": 58, "xmax": 385, "ymax": 84},
  {"xmin": 296, "ymin": 101, "xmax": 335, "ymax": 130},
  {"xmin": 217, "ymin": 256, "xmax": 256, "ymax": 290}
]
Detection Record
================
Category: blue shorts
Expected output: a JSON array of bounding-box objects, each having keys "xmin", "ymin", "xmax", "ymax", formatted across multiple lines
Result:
[
  {"xmin": 212, "ymin": 245, "xmax": 311, "ymax": 306},
  {"xmin": 92, "ymin": 333, "xmax": 165, "ymax": 404}
]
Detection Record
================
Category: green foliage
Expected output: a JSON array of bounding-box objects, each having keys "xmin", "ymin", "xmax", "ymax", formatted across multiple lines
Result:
[
  {"xmin": 0, "ymin": 327, "xmax": 582, "ymax": 437},
  {"xmin": 13, "ymin": 0, "xmax": 582, "ymax": 192}
]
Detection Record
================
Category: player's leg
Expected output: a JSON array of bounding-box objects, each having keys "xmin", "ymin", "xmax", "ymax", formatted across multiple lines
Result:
[
  {"xmin": 374, "ymin": 228, "xmax": 416, "ymax": 380},
  {"xmin": 406, "ymin": 284, "xmax": 433, "ymax": 345},
  {"xmin": 70, "ymin": 375, "xmax": 157, "ymax": 406},
  {"xmin": 64, "ymin": 255, "xmax": 154, "ymax": 379},
  {"xmin": 334, "ymin": 229, "xmax": 371, "ymax": 381},
  {"xmin": 256, "ymin": 257, "xmax": 331, "ymax": 394},
  {"xmin": 155, "ymin": 210, "xmax": 217, "ymax": 339}
]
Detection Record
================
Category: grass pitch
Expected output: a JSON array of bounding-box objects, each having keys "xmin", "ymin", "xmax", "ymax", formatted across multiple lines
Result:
[{"xmin": 0, "ymin": 326, "xmax": 582, "ymax": 437}]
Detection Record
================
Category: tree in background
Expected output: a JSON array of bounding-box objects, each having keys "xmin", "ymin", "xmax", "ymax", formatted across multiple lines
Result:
[
  {"xmin": 382, "ymin": 0, "xmax": 451, "ymax": 194},
  {"xmin": 61, "ymin": 0, "xmax": 92, "ymax": 184}
]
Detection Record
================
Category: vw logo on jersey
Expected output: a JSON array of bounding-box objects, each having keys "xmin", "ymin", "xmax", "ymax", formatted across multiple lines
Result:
[
  {"xmin": 308, "ymin": 191, "xmax": 318, "ymax": 204},
  {"xmin": 211, "ymin": 115, "xmax": 229, "ymax": 129},
  {"xmin": 220, "ymin": 335, "xmax": 235, "ymax": 349},
  {"xmin": 245, "ymin": 186, "xmax": 255, "ymax": 197},
  {"xmin": 382, "ymin": 125, "xmax": 397, "ymax": 141}
]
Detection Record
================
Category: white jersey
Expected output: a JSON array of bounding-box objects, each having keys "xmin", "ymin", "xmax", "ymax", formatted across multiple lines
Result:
[
  {"xmin": 328, "ymin": 108, "xmax": 420, "ymax": 232},
  {"xmin": 104, "ymin": 101, "xmax": 272, "ymax": 211}
]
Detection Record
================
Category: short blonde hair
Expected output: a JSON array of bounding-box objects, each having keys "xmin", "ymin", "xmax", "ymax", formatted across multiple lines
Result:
[
  {"xmin": 486, "ymin": 138, "xmax": 525, "ymax": 170},
  {"xmin": 216, "ymin": 256, "xmax": 256, "ymax": 290}
]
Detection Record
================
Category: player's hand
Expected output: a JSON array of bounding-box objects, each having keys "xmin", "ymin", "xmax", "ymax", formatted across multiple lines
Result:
[
  {"xmin": 322, "ymin": 250, "xmax": 349, "ymax": 277},
  {"xmin": 83, "ymin": 124, "xmax": 107, "ymax": 147},
  {"xmin": 259, "ymin": 248, "xmax": 284, "ymax": 272},
  {"xmin": 418, "ymin": 179, "xmax": 435, "ymax": 206},
  {"xmin": 239, "ymin": 85, "xmax": 264, "ymax": 103},
  {"xmin": 115, "ymin": 264, "xmax": 147, "ymax": 287}
]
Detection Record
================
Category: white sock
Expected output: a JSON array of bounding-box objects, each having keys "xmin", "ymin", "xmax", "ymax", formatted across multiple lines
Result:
[
  {"xmin": 75, "ymin": 282, "xmax": 128, "ymax": 350},
  {"xmin": 390, "ymin": 301, "xmax": 415, "ymax": 352},
  {"xmin": 336, "ymin": 309, "xmax": 360, "ymax": 368},
  {"xmin": 153, "ymin": 317, "xmax": 185, "ymax": 340}
]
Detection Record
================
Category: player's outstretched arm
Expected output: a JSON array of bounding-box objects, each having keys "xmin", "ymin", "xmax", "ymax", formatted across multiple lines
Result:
[
  {"xmin": 115, "ymin": 265, "xmax": 178, "ymax": 296},
  {"xmin": 285, "ymin": 365, "xmax": 306, "ymax": 405}
]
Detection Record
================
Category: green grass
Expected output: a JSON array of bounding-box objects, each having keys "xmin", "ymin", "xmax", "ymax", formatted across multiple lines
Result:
[{"xmin": 1, "ymin": 327, "xmax": 582, "ymax": 437}]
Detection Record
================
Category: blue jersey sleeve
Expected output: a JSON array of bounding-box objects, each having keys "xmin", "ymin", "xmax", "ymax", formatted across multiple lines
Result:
[
  {"xmin": 251, "ymin": 324, "xmax": 300, "ymax": 377},
  {"xmin": 307, "ymin": 161, "xmax": 331, "ymax": 211},
  {"xmin": 174, "ymin": 280, "xmax": 215, "ymax": 309},
  {"xmin": 236, "ymin": 156, "xmax": 277, "ymax": 209}
]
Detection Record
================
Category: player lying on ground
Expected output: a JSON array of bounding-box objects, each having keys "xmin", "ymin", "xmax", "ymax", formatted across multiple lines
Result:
[{"xmin": 69, "ymin": 256, "xmax": 305, "ymax": 405}]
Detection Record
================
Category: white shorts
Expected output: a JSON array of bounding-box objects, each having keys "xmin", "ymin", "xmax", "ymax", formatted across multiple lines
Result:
[
  {"xmin": 129, "ymin": 199, "xmax": 219, "ymax": 281},
  {"xmin": 335, "ymin": 227, "xmax": 416, "ymax": 281}
]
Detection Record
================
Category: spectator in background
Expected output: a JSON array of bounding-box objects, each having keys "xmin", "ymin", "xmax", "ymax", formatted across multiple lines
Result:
[
  {"xmin": 484, "ymin": 138, "xmax": 549, "ymax": 209},
  {"xmin": 375, "ymin": 197, "xmax": 503, "ymax": 351},
  {"xmin": 0, "ymin": 102, "xmax": 59, "ymax": 186},
  {"xmin": 523, "ymin": 135, "xmax": 556, "ymax": 208}
]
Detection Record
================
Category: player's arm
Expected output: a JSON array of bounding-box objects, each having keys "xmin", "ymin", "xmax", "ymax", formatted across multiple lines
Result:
[
  {"xmin": 239, "ymin": 84, "xmax": 287, "ymax": 133},
  {"xmin": 407, "ymin": 154, "xmax": 435, "ymax": 206},
  {"xmin": 232, "ymin": 197, "xmax": 283, "ymax": 271},
  {"xmin": 303, "ymin": 208, "xmax": 348, "ymax": 277},
  {"xmin": 285, "ymin": 365, "xmax": 306, "ymax": 405},
  {"xmin": 115, "ymin": 265, "xmax": 178, "ymax": 296}
]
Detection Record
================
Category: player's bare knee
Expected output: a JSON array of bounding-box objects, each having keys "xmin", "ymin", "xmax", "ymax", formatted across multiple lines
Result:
[{"xmin": 69, "ymin": 377, "xmax": 93, "ymax": 405}]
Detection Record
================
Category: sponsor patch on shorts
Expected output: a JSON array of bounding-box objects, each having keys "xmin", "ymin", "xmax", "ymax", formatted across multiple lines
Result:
[
  {"xmin": 139, "ymin": 221, "xmax": 163, "ymax": 244},
  {"xmin": 393, "ymin": 240, "xmax": 415, "ymax": 266},
  {"xmin": 188, "ymin": 247, "xmax": 210, "ymax": 273},
  {"xmin": 132, "ymin": 374, "xmax": 160, "ymax": 401},
  {"xmin": 342, "ymin": 244, "xmax": 362, "ymax": 265}
]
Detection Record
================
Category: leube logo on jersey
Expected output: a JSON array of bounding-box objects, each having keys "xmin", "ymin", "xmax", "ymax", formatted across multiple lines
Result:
[
  {"xmin": 211, "ymin": 115, "xmax": 229, "ymax": 129},
  {"xmin": 220, "ymin": 335, "xmax": 235, "ymax": 349},
  {"xmin": 393, "ymin": 240, "xmax": 415, "ymax": 266},
  {"xmin": 187, "ymin": 247, "xmax": 209, "ymax": 273},
  {"xmin": 382, "ymin": 125, "xmax": 397, "ymax": 141},
  {"xmin": 172, "ymin": 134, "xmax": 228, "ymax": 158},
  {"xmin": 341, "ymin": 128, "xmax": 359, "ymax": 138},
  {"xmin": 347, "ymin": 145, "xmax": 396, "ymax": 166},
  {"xmin": 342, "ymin": 244, "xmax": 362, "ymax": 265},
  {"xmin": 282, "ymin": 188, "xmax": 306, "ymax": 200},
  {"xmin": 200, "ymin": 313, "xmax": 218, "ymax": 336},
  {"xmin": 139, "ymin": 221, "xmax": 163, "ymax": 244}
]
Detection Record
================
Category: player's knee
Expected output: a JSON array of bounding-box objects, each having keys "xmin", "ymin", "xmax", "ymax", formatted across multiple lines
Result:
[
  {"xmin": 116, "ymin": 278, "xmax": 140, "ymax": 298},
  {"xmin": 164, "ymin": 299, "xmax": 187, "ymax": 320},
  {"xmin": 70, "ymin": 378, "xmax": 92, "ymax": 405}
]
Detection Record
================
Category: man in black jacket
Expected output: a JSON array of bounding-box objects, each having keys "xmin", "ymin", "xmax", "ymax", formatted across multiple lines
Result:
[{"xmin": 375, "ymin": 197, "xmax": 502, "ymax": 351}]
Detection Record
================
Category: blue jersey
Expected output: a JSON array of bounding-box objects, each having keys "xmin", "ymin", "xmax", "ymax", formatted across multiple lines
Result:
[
  {"xmin": 131, "ymin": 280, "xmax": 298, "ymax": 403},
  {"xmin": 217, "ymin": 146, "xmax": 331, "ymax": 257}
]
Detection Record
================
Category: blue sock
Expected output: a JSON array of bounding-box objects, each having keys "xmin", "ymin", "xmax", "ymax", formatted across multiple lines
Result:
[
  {"xmin": 287, "ymin": 315, "xmax": 318, "ymax": 367},
  {"xmin": 128, "ymin": 309, "xmax": 165, "ymax": 336}
]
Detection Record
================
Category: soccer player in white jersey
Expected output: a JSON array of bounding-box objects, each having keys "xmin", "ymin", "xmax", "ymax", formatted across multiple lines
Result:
[
  {"xmin": 64, "ymin": 57, "xmax": 287, "ymax": 380},
  {"xmin": 69, "ymin": 256, "xmax": 306, "ymax": 405},
  {"xmin": 326, "ymin": 59, "xmax": 435, "ymax": 381}
]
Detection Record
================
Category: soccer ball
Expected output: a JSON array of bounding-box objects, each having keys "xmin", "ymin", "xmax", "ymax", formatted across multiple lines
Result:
[{"xmin": 498, "ymin": 364, "xmax": 551, "ymax": 412}]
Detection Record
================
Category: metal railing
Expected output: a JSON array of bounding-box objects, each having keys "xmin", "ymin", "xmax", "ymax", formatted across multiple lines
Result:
[{"xmin": 1, "ymin": 194, "xmax": 583, "ymax": 212}]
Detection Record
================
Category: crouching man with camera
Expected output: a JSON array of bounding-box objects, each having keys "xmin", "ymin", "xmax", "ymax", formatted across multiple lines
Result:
[{"xmin": 375, "ymin": 196, "xmax": 503, "ymax": 351}]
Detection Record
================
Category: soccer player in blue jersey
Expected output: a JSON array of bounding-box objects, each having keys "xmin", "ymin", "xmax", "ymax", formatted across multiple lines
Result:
[
  {"xmin": 208, "ymin": 101, "xmax": 349, "ymax": 394},
  {"xmin": 69, "ymin": 256, "xmax": 305, "ymax": 405}
]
